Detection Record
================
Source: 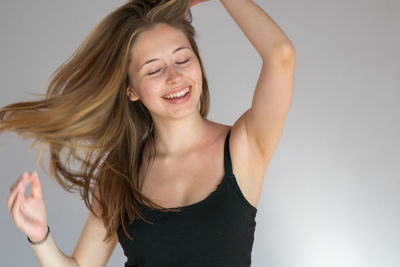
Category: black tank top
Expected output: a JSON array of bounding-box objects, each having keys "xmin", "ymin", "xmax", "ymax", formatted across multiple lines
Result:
[{"xmin": 117, "ymin": 129, "xmax": 258, "ymax": 267}]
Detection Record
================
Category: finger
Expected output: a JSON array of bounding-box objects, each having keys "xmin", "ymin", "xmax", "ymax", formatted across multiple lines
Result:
[
  {"xmin": 7, "ymin": 186, "xmax": 18, "ymax": 211},
  {"xmin": 20, "ymin": 171, "xmax": 36, "ymax": 196},
  {"xmin": 7, "ymin": 177, "xmax": 25, "ymax": 211},
  {"xmin": 11, "ymin": 191, "xmax": 45, "ymax": 236},
  {"xmin": 9, "ymin": 171, "xmax": 28, "ymax": 193},
  {"xmin": 10, "ymin": 191, "xmax": 24, "ymax": 228},
  {"xmin": 11, "ymin": 191, "xmax": 34, "ymax": 231},
  {"xmin": 7, "ymin": 188, "xmax": 18, "ymax": 213},
  {"xmin": 11, "ymin": 184, "xmax": 38, "ymax": 222},
  {"xmin": 31, "ymin": 171, "xmax": 43, "ymax": 199}
]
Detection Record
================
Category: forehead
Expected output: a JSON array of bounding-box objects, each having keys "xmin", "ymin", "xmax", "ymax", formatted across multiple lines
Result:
[{"xmin": 131, "ymin": 24, "xmax": 190, "ymax": 67}]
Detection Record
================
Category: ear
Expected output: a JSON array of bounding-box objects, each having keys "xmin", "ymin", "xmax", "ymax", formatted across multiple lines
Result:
[{"xmin": 127, "ymin": 86, "xmax": 139, "ymax": 101}]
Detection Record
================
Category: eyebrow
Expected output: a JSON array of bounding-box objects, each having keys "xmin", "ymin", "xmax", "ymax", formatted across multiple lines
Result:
[{"xmin": 138, "ymin": 46, "xmax": 190, "ymax": 71}]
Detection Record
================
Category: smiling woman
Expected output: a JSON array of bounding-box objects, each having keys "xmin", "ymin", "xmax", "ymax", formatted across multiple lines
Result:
[
  {"xmin": 126, "ymin": 23, "xmax": 203, "ymax": 122},
  {"xmin": 3, "ymin": 0, "xmax": 295, "ymax": 266},
  {"xmin": 2, "ymin": 0, "xmax": 210, "ymax": 238}
]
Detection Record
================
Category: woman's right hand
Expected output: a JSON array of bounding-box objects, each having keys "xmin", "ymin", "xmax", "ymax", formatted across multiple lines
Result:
[{"xmin": 6, "ymin": 171, "xmax": 48, "ymax": 243}]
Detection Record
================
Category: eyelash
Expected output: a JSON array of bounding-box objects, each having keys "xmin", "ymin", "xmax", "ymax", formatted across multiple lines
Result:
[{"xmin": 147, "ymin": 59, "xmax": 190, "ymax": 76}]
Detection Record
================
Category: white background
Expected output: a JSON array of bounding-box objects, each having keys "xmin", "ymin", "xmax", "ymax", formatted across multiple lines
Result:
[{"xmin": 1, "ymin": 0, "xmax": 399, "ymax": 266}]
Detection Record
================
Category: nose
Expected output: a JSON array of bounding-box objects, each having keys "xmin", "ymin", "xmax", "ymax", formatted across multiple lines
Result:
[{"xmin": 166, "ymin": 65, "xmax": 182, "ymax": 83}]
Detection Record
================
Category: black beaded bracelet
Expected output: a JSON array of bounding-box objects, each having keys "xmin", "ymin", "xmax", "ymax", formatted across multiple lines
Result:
[{"xmin": 27, "ymin": 225, "xmax": 50, "ymax": 245}]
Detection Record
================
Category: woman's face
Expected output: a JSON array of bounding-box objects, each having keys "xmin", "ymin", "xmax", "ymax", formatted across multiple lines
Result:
[{"xmin": 127, "ymin": 23, "xmax": 203, "ymax": 120}]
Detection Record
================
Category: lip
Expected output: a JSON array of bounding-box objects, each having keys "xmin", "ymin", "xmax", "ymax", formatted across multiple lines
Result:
[
  {"xmin": 162, "ymin": 85, "xmax": 192, "ymax": 104},
  {"xmin": 162, "ymin": 85, "xmax": 191, "ymax": 98}
]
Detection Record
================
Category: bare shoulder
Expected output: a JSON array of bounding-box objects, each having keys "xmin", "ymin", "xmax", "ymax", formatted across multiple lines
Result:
[{"xmin": 228, "ymin": 117, "xmax": 271, "ymax": 209}]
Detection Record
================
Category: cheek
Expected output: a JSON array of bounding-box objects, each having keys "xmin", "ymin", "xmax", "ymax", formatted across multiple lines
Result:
[
  {"xmin": 135, "ymin": 76, "xmax": 157, "ymax": 94},
  {"xmin": 141, "ymin": 83, "xmax": 160, "ymax": 100},
  {"xmin": 188, "ymin": 61, "xmax": 203, "ymax": 84}
]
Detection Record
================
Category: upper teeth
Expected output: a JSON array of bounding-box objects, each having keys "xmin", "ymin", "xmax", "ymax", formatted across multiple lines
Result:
[{"xmin": 163, "ymin": 87, "xmax": 190, "ymax": 99}]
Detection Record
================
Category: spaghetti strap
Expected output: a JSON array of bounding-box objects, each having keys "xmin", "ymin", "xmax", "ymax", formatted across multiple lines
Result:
[
  {"xmin": 117, "ymin": 127, "xmax": 257, "ymax": 266},
  {"xmin": 224, "ymin": 129, "xmax": 233, "ymax": 176}
]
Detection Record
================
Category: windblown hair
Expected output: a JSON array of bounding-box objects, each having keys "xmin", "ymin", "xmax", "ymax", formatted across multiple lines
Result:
[{"xmin": 0, "ymin": 0, "xmax": 210, "ymax": 242}]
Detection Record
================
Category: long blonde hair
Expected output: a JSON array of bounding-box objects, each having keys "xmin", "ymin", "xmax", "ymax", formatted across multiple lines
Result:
[{"xmin": 0, "ymin": 0, "xmax": 210, "ymax": 242}]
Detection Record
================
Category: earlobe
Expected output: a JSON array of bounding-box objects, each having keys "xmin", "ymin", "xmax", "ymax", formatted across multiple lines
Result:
[{"xmin": 127, "ymin": 86, "xmax": 139, "ymax": 101}]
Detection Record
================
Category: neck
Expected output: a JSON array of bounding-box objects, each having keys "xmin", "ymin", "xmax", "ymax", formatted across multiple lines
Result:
[{"xmin": 151, "ymin": 111, "xmax": 211, "ymax": 157}]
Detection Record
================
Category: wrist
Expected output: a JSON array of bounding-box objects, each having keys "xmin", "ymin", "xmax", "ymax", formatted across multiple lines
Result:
[{"xmin": 27, "ymin": 225, "xmax": 50, "ymax": 245}]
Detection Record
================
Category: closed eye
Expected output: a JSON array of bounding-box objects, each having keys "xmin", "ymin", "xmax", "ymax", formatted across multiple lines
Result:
[
  {"xmin": 147, "ymin": 59, "xmax": 190, "ymax": 76},
  {"xmin": 177, "ymin": 59, "xmax": 190, "ymax": 65}
]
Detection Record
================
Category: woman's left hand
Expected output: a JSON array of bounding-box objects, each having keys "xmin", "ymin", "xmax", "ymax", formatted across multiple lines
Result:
[{"xmin": 190, "ymin": 0, "xmax": 210, "ymax": 7}]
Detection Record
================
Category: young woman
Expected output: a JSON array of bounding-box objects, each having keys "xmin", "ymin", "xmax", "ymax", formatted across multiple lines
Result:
[{"xmin": 4, "ymin": 0, "xmax": 295, "ymax": 266}]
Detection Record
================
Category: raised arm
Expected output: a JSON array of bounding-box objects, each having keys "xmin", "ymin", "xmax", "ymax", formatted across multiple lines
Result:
[{"xmin": 220, "ymin": 0, "xmax": 296, "ymax": 162}]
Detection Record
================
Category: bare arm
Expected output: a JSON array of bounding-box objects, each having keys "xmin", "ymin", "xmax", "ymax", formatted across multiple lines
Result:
[
  {"xmin": 32, "ymin": 182, "xmax": 118, "ymax": 267},
  {"xmin": 219, "ymin": 0, "xmax": 295, "ymax": 61},
  {"xmin": 220, "ymin": 0, "xmax": 296, "ymax": 161},
  {"xmin": 30, "ymin": 234, "xmax": 79, "ymax": 267},
  {"xmin": 71, "ymin": 183, "xmax": 119, "ymax": 267},
  {"xmin": 32, "ymin": 197, "xmax": 118, "ymax": 267},
  {"xmin": 7, "ymin": 172, "xmax": 117, "ymax": 267}
]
